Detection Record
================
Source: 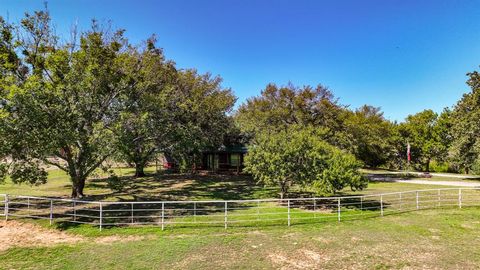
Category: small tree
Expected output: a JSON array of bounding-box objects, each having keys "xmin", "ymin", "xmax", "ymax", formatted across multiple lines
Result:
[{"xmin": 244, "ymin": 127, "xmax": 366, "ymax": 198}]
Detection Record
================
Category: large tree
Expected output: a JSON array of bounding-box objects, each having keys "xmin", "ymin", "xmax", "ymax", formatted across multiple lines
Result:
[
  {"xmin": 235, "ymin": 83, "xmax": 349, "ymax": 148},
  {"xmin": 449, "ymin": 70, "xmax": 480, "ymax": 174},
  {"xmin": 395, "ymin": 109, "xmax": 447, "ymax": 172},
  {"xmin": 0, "ymin": 10, "xmax": 134, "ymax": 197},
  {"xmin": 168, "ymin": 70, "xmax": 236, "ymax": 172},
  {"xmin": 114, "ymin": 38, "xmax": 177, "ymax": 177},
  {"xmin": 344, "ymin": 105, "xmax": 394, "ymax": 167}
]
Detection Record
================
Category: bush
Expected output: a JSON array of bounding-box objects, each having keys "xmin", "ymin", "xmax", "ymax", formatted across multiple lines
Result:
[
  {"xmin": 106, "ymin": 174, "xmax": 127, "ymax": 192},
  {"xmin": 244, "ymin": 127, "xmax": 367, "ymax": 198},
  {"xmin": 472, "ymin": 159, "xmax": 480, "ymax": 175},
  {"xmin": 429, "ymin": 160, "xmax": 450, "ymax": 173}
]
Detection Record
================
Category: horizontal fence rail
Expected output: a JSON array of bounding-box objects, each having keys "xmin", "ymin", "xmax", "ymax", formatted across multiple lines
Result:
[{"xmin": 1, "ymin": 188, "xmax": 479, "ymax": 231}]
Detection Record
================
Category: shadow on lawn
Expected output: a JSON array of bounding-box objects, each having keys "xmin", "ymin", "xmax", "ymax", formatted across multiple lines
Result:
[
  {"xmin": 85, "ymin": 172, "xmax": 282, "ymax": 202},
  {"xmin": 8, "ymin": 172, "xmax": 391, "ymax": 230}
]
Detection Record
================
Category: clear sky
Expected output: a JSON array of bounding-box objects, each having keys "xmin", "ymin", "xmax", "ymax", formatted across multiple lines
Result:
[{"xmin": 2, "ymin": 0, "xmax": 480, "ymax": 121}]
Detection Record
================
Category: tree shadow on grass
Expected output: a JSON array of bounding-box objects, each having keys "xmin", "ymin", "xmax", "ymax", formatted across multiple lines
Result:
[{"xmin": 9, "ymin": 172, "xmax": 395, "ymax": 230}]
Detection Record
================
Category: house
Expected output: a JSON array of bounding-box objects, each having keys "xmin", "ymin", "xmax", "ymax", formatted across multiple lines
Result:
[{"xmin": 201, "ymin": 145, "xmax": 247, "ymax": 173}]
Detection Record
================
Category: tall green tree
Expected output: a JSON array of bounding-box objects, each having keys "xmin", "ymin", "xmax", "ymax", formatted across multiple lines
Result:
[
  {"xmin": 169, "ymin": 70, "xmax": 236, "ymax": 171},
  {"xmin": 0, "ymin": 10, "xmax": 134, "ymax": 197},
  {"xmin": 235, "ymin": 83, "xmax": 349, "ymax": 148},
  {"xmin": 344, "ymin": 105, "xmax": 394, "ymax": 167},
  {"xmin": 396, "ymin": 109, "xmax": 446, "ymax": 171},
  {"xmin": 114, "ymin": 38, "xmax": 177, "ymax": 177},
  {"xmin": 449, "ymin": 70, "xmax": 480, "ymax": 174},
  {"xmin": 0, "ymin": 16, "xmax": 23, "ymax": 183},
  {"xmin": 244, "ymin": 127, "xmax": 366, "ymax": 199}
]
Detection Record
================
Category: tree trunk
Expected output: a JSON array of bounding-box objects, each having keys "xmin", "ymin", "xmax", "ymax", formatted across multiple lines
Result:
[
  {"xmin": 134, "ymin": 162, "xmax": 146, "ymax": 177},
  {"xmin": 426, "ymin": 158, "xmax": 430, "ymax": 172},
  {"xmin": 71, "ymin": 177, "xmax": 86, "ymax": 198}
]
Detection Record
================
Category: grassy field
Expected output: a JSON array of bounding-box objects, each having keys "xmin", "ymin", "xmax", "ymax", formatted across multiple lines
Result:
[
  {"xmin": 0, "ymin": 167, "xmax": 468, "ymax": 201},
  {"xmin": 1, "ymin": 168, "xmax": 478, "ymax": 269},
  {"xmin": 1, "ymin": 207, "xmax": 480, "ymax": 269}
]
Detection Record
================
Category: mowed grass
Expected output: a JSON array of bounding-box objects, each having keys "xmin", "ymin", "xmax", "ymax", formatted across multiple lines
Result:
[
  {"xmin": 0, "ymin": 167, "xmax": 466, "ymax": 201},
  {"xmin": 1, "ymin": 168, "xmax": 479, "ymax": 269},
  {"xmin": 2, "ymin": 207, "xmax": 480, "ymax": 269}
]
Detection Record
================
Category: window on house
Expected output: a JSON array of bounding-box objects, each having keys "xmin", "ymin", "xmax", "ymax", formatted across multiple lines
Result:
[{"xmin": 230, "ymin": 154, "xmax": 240, "ymax": 166}]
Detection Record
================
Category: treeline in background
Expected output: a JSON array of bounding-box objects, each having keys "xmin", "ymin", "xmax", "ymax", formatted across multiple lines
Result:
[{"xmin": 1, "ymin": 8, "xmax": 480, "ymax": 198}]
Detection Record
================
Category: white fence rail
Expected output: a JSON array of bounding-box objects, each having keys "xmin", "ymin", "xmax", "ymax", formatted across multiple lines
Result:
[{"xmin": 1, "ymin": 188, "xmax": 479, "ymax": 231}]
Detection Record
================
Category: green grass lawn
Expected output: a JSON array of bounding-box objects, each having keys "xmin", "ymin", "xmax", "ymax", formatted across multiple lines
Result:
[
  {"xmin": 0, "ymin": 167, "xmax": 466, "ymax": 201},
  {"xmin": 1, "ymin": 168, "xmax": 479, "ymax": 269},
  {"xmin": 2, "ymin": 207, "xmax": 480, "ymax": 269}
]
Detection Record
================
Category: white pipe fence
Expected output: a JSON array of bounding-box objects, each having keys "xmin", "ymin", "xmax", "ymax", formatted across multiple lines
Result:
[{"xmin": 1, "ymin": 187, "xmax": 479, "ymax": 231}]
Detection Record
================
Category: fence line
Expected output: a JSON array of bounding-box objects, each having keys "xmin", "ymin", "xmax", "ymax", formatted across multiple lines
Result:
[{"xmin": 1, "ymin": 187, "xmax": 479, "ymax": 231}]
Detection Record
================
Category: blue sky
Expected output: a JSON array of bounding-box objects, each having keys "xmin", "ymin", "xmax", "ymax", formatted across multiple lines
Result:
[{"xmin": 2, "ymin": 0, "xmax": 480, "ymax": 121}]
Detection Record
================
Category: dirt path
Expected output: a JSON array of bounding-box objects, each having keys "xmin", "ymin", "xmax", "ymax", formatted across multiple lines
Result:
[
  {"xmin": 0, "ymin": 220, "xmax": 83, "ymax": 252},
  {"xmin": 394, "ymin": 179, "xmax": 480, "ymax": 187},
  {"xmin": 369, "ymin": 175, "xmax": 480, "ymax": 187},
  {"xmin": 386, "ymin": 171, "xmax": 479, "ymax": 179},
  {"xmin": 0, "ymin": 220, "xmax": 146, "ymax": 252}
]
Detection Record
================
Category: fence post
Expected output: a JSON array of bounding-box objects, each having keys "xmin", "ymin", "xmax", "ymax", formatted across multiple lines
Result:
[
  {"xmin": 27, "ymin": 197, "xmax": 30, "ymax": 210},
  {"xmin": 438, "ymin": 190, "xmax": 441, "ymax": 207},
  {"xmin": 4, "ymin": 194, "xmax": 8, "ymax": 221},
  {"xmin": 73, "ymin": 200, "xmax": 76, "ymax": 221},
  {"xmin": 193, "ymin": 202, "xmax": 197, "ymax": 223},
  {"xmin": 99, "ymin": 202, "xmax": 103, "ymax": 231},
  {"xmin": 337, "ymin": 198, "xmax": 341, "ymax": 222},
  {"xmin": 313, "ymin": 198, "xmax": 316, "ymax": 218},
  {"xmin": 224, "ymin": 201, "xmax": 228, "ymax": 229},
  {"xmin": 360, "ymin": 196, "xmax": 363, "ymax": 212},
  {"xmin": 257, "ymin": 200, "xmax": 260, "ymax": 220},
  {"xmin": 287, "ymin": 199, "xmax": 291, "ymax": 226},
  {"xmin": 49, "ymin": 199, "xmax": 53, "ymax": 225},
  {"xmin": 161, "ymin": 202, "xmax": 165, "ymax": 230},
  {"xmin": 131, "ymin": 203, "xmax": 134, "ymax": 224},
  {"xmin": 380, "ymin": 195, "xmax": 384, "ymax": 216},
  {"xmin": 399, "ymin": 192, "xmax": 403, "ymax": 210},
  {"xmin": 459, "ymin": 188, "xmax": 462, "ymax": 209},
  {"xmin": 416, "ymin": 191, "xmax": 419, "ymax": 210}
]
